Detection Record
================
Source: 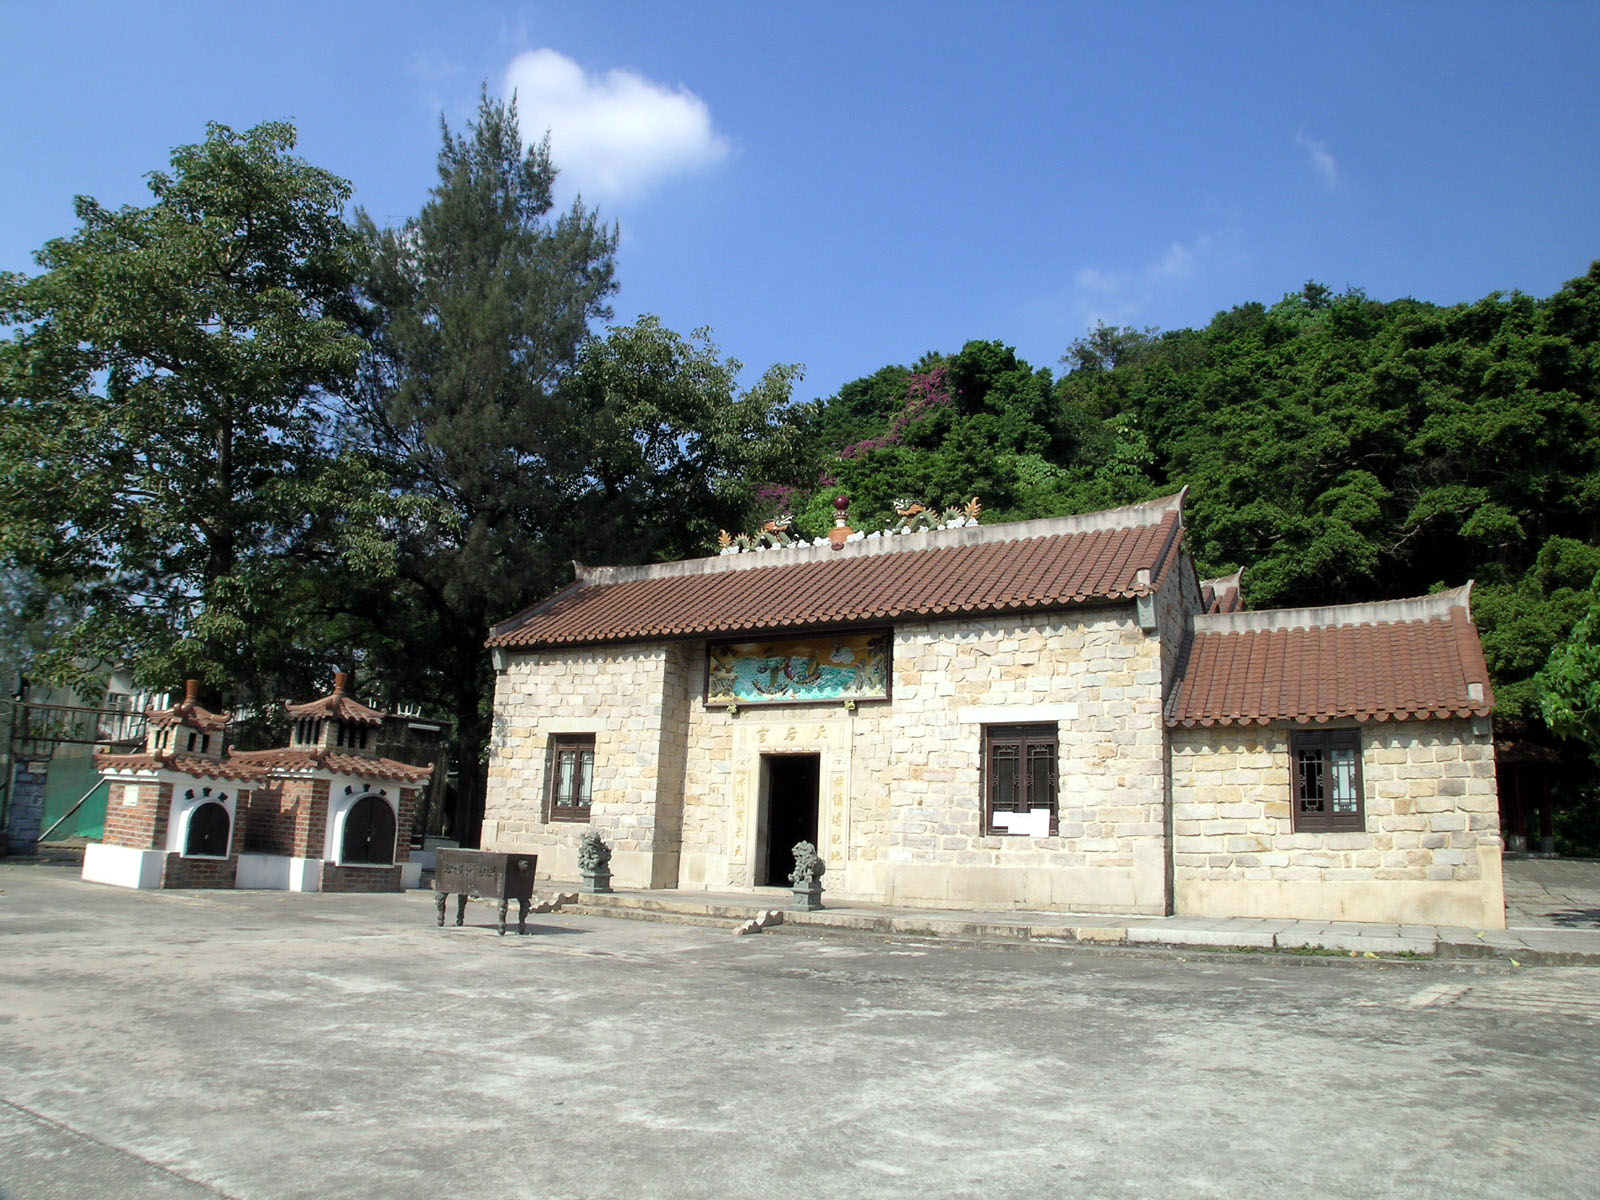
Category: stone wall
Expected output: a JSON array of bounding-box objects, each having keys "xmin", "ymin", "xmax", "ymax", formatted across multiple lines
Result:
[
  {"xmin": 483, "ymin": 643, "xmax": 683, "ymax": 888},
  {"xmin": 4, "ymin": 760, "xmax": 49, "ymax": 853},
  {"xmin": 486, "ymin": 606, "xmax": 1171, "ymax": 910},
  {"xmin": 1170, "ymin": 720, "xmax": 1504, "ymax": 927},
  {"xmin": 1155, "ymin": 557, "xmax": 1204, "ymax": 697},
  {"xmin": 674, "ymin": 608, "xmax": 1171, "ymax": 912}
]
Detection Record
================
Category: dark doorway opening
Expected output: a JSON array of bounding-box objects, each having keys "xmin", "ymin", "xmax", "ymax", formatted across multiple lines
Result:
[
  {"xmin": 342, "ymin": 795, "xmax": 397, "ymax": 865},
  {"xmin": 184, "ymin": 801, "xmax": 231, "ymax": 857},
  {"xmin": 759, "ymin": 754, "xmax": 820, "ymax": 887}
]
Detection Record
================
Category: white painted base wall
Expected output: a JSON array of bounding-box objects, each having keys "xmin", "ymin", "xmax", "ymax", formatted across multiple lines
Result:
[
  {"xmin": 399, "ymin": 861, "xmax": 422, "ymax": 889},
  {"xmin": 82, "ymin": 843, "xmax": 164, "ymax": 890},
  {"xmin": 236, "ymin": 853, "xmax": 322, "ymax": 891}
]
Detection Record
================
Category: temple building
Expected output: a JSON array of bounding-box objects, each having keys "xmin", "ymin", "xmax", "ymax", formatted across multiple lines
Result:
[{"xmin": 481, "ymin": 490, "xmax": 1503, "ymax": 928}]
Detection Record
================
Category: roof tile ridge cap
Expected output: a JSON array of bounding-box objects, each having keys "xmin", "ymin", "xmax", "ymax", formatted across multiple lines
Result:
[
  {"xmin": 568, "ymin": 492, "xmax": 1192, "ymax": 588},
  {"xmin": 1191, "ymin": 585, "xmax": 1472, "ymax": 634},
  {"xmin": 1144, "ymin": 514, "xmax": 1184, "ymax": 594},
  {"xmin": 1197, "ymin": 566, "xmax": 1245, "ymax": 596},
  {"xmin": 336, "ymin": 694, "xmax": 389, "ymax": 723},
  {"xmin": 372, "ymin": 754, "xmax": 433, "ymax": 775},
  {"xmin": 1449, "ymin": 588, "xmax": 1495, "ymax": 710}
]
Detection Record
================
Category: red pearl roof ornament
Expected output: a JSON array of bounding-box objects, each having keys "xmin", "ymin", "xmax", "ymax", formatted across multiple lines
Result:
[{"xmin": 828, "ymin": 494, "xmax": 854, "ymax": 550}]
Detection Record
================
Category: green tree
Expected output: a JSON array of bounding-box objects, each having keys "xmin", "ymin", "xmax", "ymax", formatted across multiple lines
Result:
[
  {"xmin": 1534, "ymin": 573, "xmax": 1600, "ymax": 757},
  {"xmin": 565, "ymin": 316, "xmax": 805, "ymax": 563},
  {"xmin": 353, "ymin": 95, "xmax": 807, "ymax": 843},
  {"xmin": 351, "ymin": 92, "xmax": 619, "ymax": 841},
  {"xmin": 0, "ymin": 122, "xmax": 366, "ymax": 700}
]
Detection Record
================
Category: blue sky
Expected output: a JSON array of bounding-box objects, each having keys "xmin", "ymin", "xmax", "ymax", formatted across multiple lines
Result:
[{"xmin": 4, "ymin": 1, "xmax": 1597, "ymax": 404}]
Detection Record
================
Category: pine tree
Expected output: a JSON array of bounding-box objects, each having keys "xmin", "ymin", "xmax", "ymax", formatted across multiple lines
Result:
[{"xmin": 352, "ymin": 92, "xmax": 619, "ymax": 842}]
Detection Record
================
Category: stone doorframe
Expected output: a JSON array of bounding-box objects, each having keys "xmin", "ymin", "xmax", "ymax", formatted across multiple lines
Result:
[{"xmin": 728, "ymin": 715, "xmax": 852, "ymax": 886}]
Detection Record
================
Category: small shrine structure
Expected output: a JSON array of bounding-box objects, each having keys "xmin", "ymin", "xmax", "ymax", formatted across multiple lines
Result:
[
  {"xmin": 232, "ymin": 673, "xmax": 433, "ymax": 892},
  {"xmin": 81, "ymin": 674, "xmax": 432, "ymax": 893},
  {"xmin": 84, "ymin": 680, "xmax": 258, "ymax": 890}
]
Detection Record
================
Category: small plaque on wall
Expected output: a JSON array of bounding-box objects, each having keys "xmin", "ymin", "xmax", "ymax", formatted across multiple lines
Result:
[
  {"xmin": 707, "ymin": 632, "xmax": 890, "ymax": 707},
  {"xmin": 122, "ymin": 786, "xmax": 141, "ymax": 807}
]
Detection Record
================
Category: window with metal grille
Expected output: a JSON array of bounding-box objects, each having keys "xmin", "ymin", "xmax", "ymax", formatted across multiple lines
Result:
[
  {"xmin": 984, "ymin": 724, "xmax": 1058, "ymax": 836},
  {"xmin": 1290, "ymin": 729, "xmax": 1365, "ymax": 832},
  {"xmin": 549, "ymin": 734, "xmax": 596, "ymax": 822}
]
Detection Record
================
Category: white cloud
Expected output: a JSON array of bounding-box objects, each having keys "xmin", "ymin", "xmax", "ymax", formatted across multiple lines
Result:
[
  {"xmin": 1067, "ymin": 231, "xmax": 1239, "ymax": 330},
  {"xmin": 503, "ymin": 48, "xmax": 731, "ymax": 204},
  {"xmin": 1296, "ymin": 130, "xmax": 1339, "ymax": 187},
  {"xmin": 1150, "ymin": 240, "xmax": 1196, "ymax": 281}
]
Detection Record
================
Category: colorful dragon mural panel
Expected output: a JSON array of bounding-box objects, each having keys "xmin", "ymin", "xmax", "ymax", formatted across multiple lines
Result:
[{"xmin": 707, "ymin": 632, "xmax": 890, "ymax": 706}]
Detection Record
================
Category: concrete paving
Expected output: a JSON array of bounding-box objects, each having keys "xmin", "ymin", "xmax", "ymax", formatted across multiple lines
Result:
[
  {"xmin": 565, "ymin": 855, "xmax": 1600, "ymax": 966},
  {"xmin": 1503, "ymin": 856, "xmax": 1600, "ymax": 926},
  {"xmin": 4, "ymin": 859, "xmax": 1600, "ymax": 1200}
]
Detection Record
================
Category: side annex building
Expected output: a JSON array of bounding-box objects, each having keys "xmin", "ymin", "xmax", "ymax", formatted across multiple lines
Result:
[{"xmin": 482, "ymin": 492, "xmax": 1504, "ymax": 928}]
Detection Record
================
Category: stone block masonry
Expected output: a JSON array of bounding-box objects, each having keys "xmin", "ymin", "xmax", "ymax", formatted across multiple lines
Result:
[
  {"xmin": 4, "ymin": 760, "xmax": 49, "ymax": 854},
  {"xmin": 488, "ymin": 608, "xmax": 1174, "ymax": 914},
  {"xmin": 485, "ymin": 643, "xmax": 686, "ymax": 889},
  {"xmin": 1170, "ymin": 721, "xmax": 1504, "ymax": 927}
]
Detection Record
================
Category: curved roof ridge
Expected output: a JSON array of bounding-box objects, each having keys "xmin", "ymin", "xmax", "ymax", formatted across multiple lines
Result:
[
  {"xmin": 570, "ymin": 491, "xmax": 1189, "ymax": 589},
  {"xmin": 1192, "ymin": 583, "xmax": 1472, "ymax": 635}
]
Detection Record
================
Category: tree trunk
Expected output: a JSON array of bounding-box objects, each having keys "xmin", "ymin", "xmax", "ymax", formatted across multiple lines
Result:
[{"xmin": 448, "ymin": 654, "xmax": 490, "ymax": 848}]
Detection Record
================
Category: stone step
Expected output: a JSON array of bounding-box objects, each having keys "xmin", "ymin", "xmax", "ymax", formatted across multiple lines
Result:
[
  {"xmin": 565, "ymin": 892, "xmax": 1129, "ymax": 945},
  {"xmin": 566, "ymin": 892, "xmax": 786, "ymax": 922},
  {"xmin": 567, "ymin": 904, "xmax": 751, "ymax": 931}
]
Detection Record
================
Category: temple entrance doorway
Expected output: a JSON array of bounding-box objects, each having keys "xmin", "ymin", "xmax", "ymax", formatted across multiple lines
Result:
[{"xmin": 757, "ymin": 754, "xmax": 820, "ymax": 887}]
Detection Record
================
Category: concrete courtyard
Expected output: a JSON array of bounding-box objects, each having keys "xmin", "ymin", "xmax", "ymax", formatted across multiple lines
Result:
[{"xmin": 2, "ymin": 859, "xmax": 1598, "ymax": 1200}]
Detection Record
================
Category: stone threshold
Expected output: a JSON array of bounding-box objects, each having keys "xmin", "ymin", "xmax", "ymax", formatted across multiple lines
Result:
[{"xmin": 561, "ymin": 887, "xmax": 1600, "ymax": 967}]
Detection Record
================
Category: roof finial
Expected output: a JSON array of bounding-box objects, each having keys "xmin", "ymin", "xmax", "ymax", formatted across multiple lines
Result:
[
  {"xmin": 828, "ymin": 494, "xmax": 854, "ymax": 551},
  {"xmin": 183, "ymin": 679, "xmax": 199, "ymax": 706},
  {"xmin": 332, "ymin": 672, "xmax": 348, "ymax": 695}
]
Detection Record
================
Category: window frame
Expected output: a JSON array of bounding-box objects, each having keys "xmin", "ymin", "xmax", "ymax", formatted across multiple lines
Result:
[
  {"xmin": 547, "ymin": 734, "xmax": 596, "ymax": 823},
  {"xmin": 1289, "ymin": 728, "xmax": 1366, "ymax": 833},
  {"xmin": 983, "ymin": 723, "xmax": 1059, "ymax": 837}
]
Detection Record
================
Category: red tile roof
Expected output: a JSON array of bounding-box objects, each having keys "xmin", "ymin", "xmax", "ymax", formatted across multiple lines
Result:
[
  {"xmin": 1166, "ymin": 585, "xmax": 1494, "ymax": 727},
  {"xmin": 489, "ymin": 494, "xmax": 1188, "ymax": 650},
  {"xmin": 1199, "ymin": 569, "xmax": 1245, "ymax": 615},
  {"xmin": 146, "ymin": 679, "xmax": 231, "ymax": 733},
  {"xmin": 226, "ymin": 747, "xmax": 433, "ymax": 783},
  {"xmin": 94, "ymin": 751, "xmax": 265, "ymax": 782},
  {"xmin": 285, "ymin": 673, "xmax": 386, "ymax": 725}
]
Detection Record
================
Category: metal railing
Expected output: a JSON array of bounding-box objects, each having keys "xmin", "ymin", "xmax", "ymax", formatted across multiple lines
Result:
[{"xmin": 11, "ymin": 702, "xmax": 146, "ymax": 757}]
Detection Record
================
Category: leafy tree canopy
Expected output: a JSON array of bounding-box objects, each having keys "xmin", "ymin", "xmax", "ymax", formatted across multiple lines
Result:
[
  {"xmin": 0, "ymin": 121, "xmax": 367, "ymax": 703},
  {"xmin": 1536, "ymin": 571, "xmax": 1600, "ymax": 758},
  {"xmin": 350, "ymin": 92, "xmax": 802, "ymax": 840},
  {"xmin": 787, "ymin": 264, "xmax": 1600, "ymax": 730}
]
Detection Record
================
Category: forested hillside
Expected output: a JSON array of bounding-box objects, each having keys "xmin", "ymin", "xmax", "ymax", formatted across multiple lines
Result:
[{"xmin": 773, "ymin": 266, "xmax": 1600, "ymax": 827}]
